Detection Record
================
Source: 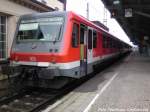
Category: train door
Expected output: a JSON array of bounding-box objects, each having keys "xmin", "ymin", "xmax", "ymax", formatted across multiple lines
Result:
[
  {"xmin": 80, "ymin": 24, "xmax": 87, "ymax": 76},
  {"xmin": 87, "ymin": 27, "xmax": 93, "ymax": 73}
]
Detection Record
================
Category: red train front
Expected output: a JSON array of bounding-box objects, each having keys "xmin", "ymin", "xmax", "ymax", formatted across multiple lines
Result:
[{"xmin": 9, "ymin": 11, "xmax": 131, "ymax": 85}]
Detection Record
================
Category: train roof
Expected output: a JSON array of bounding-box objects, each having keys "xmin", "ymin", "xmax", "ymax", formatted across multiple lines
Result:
[
  {"xmin": 19, "ymin": 11, "xmax": 131, "ymax": 47},
  {"xmin": 19, "ymin": 11, "xmax": 67, "ymax": 19}
]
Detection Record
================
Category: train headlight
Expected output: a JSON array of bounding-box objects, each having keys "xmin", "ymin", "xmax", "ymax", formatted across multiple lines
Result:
[
  {"xmin": 51, "ymin": 57, "xmax": 56, "ymax": 64},
  {"xmin": 15, "ymin": 56, "xmax": 19, "ymax": 62},
  {"xmin": 29, "ymin": 56, "xmax": 36, "ymax": 62}
]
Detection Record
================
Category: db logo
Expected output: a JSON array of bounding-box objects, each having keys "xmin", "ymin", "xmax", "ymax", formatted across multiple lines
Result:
[{"xmin": 29, "ymin": 57, "xmax": 36, "ymax": 62}]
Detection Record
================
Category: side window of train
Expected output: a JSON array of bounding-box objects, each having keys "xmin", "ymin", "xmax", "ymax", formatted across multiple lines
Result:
[
  {"xmin": 80, "ymin": 26, "xmax": 85, "ymax": 44},
  {"xmin": 72, "ymin": 23, "xmax": 79, "ymax": 48},
  {"xmin": 93, "ymin": 30, "xmax": 97, "ymax": 48},
  {"xmin": 103, "ymin": 35, "xmax": 107, "ymax": 48},
  {"xmin": 115, "ymin": 40, "xmax": 117, "ymax": 48},
  {"xmin": 107, "ymin": 37, "xmax": 110, "ymax": 48},
  {"xmin": 109, "ymin": 38, "xmax": 113, "ymax": 48},
  {"xmin": 103, "ymin": 35, "xmax": 105, "ymax": 48},
  {"xmin": 113, "ymin": 39, "xmax": 116, "ymax": 48},
  {"xmin": 88, "ymin": 29, "xmax": 92, "ymax": 49}
]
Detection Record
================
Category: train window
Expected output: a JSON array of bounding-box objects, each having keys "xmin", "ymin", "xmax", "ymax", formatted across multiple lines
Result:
[
  {"xmin": 107, "ymin": 37, "xmax": 110, "ymax": 48},
  {"xmin": 88, "ymin": 29, "xmax": 92, "ymax": 49},
  {"xmin": 108, "ymin": 37, "xmax": 112, "ymax": 48},
  {"xmin": 113, "ymin": 40, "xmax": 116, "ymax": 48},
  {"xmin": 103, "ymin": 35, "xmax": 107, "ymax": 48},
  {"xmin": 80, "ymin": 27, "xmax": 85, "ymax": 44},
  {"xmin": 17, "ymin": 17, "xmax": 64, "ymax": 41},
  {"xmin": 109, "ymin": 38, "xmax": 112, "ymax": 48},
  {"xmin": 114, "ymin": 40, "xmax": 117, "ymax": 48},
  {"xmin": 116, "ymin": 41, "xmax": 118, "ymax": 48},
  {"xmin": 72, "ymin": 23, "xmax": 79, "ymax": 48},
  {"xmin": 112, "ymin": 39, "xmax": 115, "ymax": 48},
  {"xmin": 93, "ymin": 30, "xmax": 97, "ymax": 48},
  {"xmin": 102, "ymin": 35, "xmax": 105, "ymax": 48}
]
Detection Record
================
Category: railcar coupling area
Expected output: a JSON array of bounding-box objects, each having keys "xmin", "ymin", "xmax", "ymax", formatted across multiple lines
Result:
[{"xmin": 42, "ymin": 52, "xmax": 150, "ymax": 112}]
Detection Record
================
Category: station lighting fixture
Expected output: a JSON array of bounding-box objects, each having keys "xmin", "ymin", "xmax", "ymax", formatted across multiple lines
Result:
[
  {"xmin": 144, "ymin": 36, "xmax": 149, "ymax": 40},
  {"xmin": 113, "ymin": 0, "xmax": 120, "ymax": 5},
  {"xmin": 125, "ymin": 8, "xmax": 133, "ymax": 17}
]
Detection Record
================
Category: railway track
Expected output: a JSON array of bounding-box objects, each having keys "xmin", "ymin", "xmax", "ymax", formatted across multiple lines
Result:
[
  {"xmin": 0, "ymin": 67, "xmax": 112, "ymax": 112},
  {"xmin": 0, "ymin": 79, "xmax": 82, "ymax": 112},
  {"xmin": 0, "ymin": 88, "xmax": 59, "ymax": 112}
]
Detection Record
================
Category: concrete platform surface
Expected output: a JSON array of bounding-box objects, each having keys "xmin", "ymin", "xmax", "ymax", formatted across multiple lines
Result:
[{"xmin": 43, "ymin": 52, "xmax": 150, "ymax": 112}]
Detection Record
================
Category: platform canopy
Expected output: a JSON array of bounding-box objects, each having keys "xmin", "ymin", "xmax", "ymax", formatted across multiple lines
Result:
[{"xmin": 101, "ymin": 0, "xmax": 150, "ymax": 46}]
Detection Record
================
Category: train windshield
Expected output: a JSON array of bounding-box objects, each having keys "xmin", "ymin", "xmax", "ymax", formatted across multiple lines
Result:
[{"xmin": 17, "ymin": 17, "xmax": 64, "ymax": 42}]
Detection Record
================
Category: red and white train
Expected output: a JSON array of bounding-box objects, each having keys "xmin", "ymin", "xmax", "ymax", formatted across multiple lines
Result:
[{"xmin": 9, "ymin": 11, "xmax": 131, "ymax": 81}]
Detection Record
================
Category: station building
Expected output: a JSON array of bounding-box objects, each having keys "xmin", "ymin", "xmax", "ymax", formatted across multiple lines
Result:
[{"xmin": 0, "ymin": 0, "xmax": 64, "ymax": 61}]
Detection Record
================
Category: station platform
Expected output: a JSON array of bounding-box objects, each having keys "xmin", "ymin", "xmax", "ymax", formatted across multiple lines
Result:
[{"xmin": 43, "ymin": 52, "xmax": 150, "ymax": 112}]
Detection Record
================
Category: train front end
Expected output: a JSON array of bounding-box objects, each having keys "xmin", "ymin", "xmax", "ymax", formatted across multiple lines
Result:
[{"xmin": 9, "ymin": 12, "xmax": 70, "ymax": 87}]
